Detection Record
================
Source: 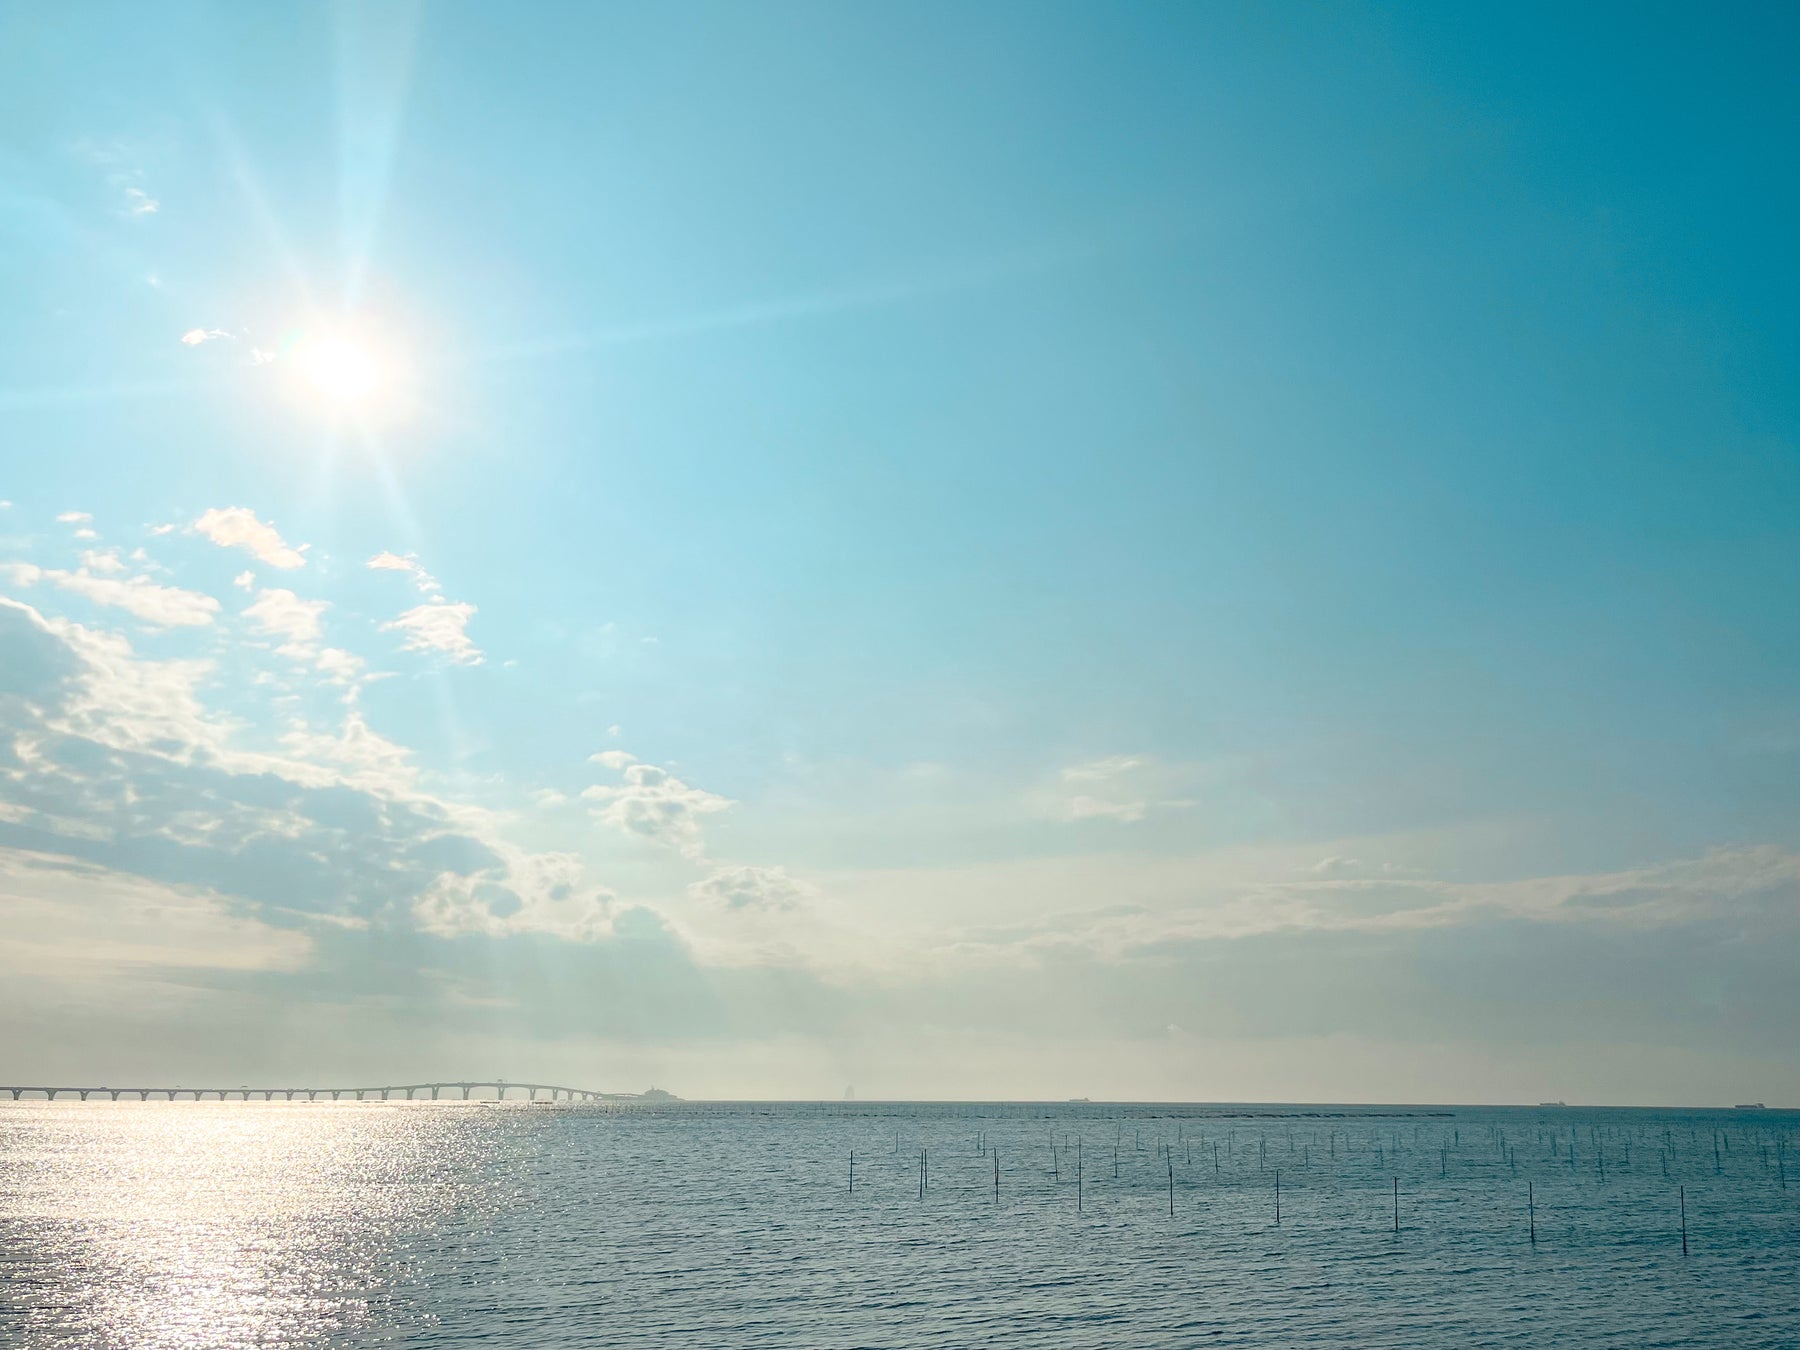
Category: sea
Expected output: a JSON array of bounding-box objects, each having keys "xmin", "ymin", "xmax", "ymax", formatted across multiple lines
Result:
[{"xmin": 1, "ymin": 1100, "xmax": 1795, "ymax": 1348}]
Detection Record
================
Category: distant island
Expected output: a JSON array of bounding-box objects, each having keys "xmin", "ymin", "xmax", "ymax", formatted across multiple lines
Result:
[{"xmin": 598, "ymin": 1087, "xmax": 679, "ymax": 1102}]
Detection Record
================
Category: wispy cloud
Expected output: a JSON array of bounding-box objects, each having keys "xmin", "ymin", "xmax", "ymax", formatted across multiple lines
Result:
[
  {"xmin": 3, "ymin": 561, "xmax": 219, "ymax": 628},
  {"xmin": 366, "ymin": 550, "xmax": 440, "ymax": 594},
  {"xmin": 194, "ymin": 507, "xmax": 307, "ymax": 569},
  {"xmin": 243, "ymin": 587, "xmax": 328, "ymax": 644},
  {"xmin": 381, "ymin": 599, "xmax": 481, "ymax": 664},
  {"xmin": 179, "ymin": 329, "xmax": 233, "ymax": 347},
  {"xmin": 1057, "ymin": 754, "xmax": 1199, "ymax": 824}
]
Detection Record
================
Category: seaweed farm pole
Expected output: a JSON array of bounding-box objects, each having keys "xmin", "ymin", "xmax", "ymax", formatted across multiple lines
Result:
[
  {"xmin": 1393, "ymin": 1177, "xmax": 1400, "ymax": 1233},
  {"xmin": 1528, "ymin": 1182, "xmax": 1535, "ymax": 1244},
  {"xmin": 1680, "ymin": 1186, "xmax": 1688, "ymax": 1256},
  {"xmin": 1167, "ymin": 1149, "xmax": 1175, "ymax": 1217},
  {"xmin": 1275, "ymin": 1169, "xmax": 1281, "ymax": 1225},
  {"xmin": 994, "ymin": 1147, "xmax": 1001, "ymax": 1202},
  {"xmin": 1077, "ymin": 1137, "xmax": 1083, "ymax": 1212},
  {"xmin": 919, "ymin": 1148, "xmax": 926, "ymax": 1201},
  {"xmin": 849, "ymin": 1149, "xmax": 855, "ymax": 1195},
  {"xmin": 1052, "ymin": 1135, "xmax": 1060, "ymax": 1180},
  {"xmin": 1213, "ymin": 1141, "xmax": 1220, "ymax": 1178}
]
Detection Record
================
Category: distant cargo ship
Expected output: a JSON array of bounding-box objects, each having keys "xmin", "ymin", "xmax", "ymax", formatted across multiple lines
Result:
[
  {"xmin": 1539, "ymin": 1101, "xmax": 1567, "ymax": 1107},
  {"xmin": 1734, "ymin": 1103, "xmax": 1765, "ymax": 1110}
]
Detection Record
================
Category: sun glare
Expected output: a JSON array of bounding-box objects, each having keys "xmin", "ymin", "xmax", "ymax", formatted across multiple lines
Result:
[{"xmin": 295, "ymin": 336, "xmax": 385, "ymax": 403}]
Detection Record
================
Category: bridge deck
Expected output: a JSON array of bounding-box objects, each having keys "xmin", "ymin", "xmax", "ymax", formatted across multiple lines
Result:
[{"xmin": 0, "ymin": 1082, "xmax": 607, "ymax": 1102}]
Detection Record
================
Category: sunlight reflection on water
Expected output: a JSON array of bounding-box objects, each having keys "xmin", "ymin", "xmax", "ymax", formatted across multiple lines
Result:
[
  {"xmin": 3, "ymin": 1100, "xmax": 1796, "ymax": 1348},
  {"xmin": 1, "ymin": 1101, "xmax": 490, "ymax": 1347}
]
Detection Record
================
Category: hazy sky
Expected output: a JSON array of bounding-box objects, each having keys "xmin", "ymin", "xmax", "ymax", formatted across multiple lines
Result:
[{"xmin": 0, "ymin": 1, "xmax": 1794, "ymax": 1103}]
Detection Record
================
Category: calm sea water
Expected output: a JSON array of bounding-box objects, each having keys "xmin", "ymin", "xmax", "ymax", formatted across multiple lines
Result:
[{"xmin": 1, "ymin": 1100, "xmax": 1795, "ymax": 1348}]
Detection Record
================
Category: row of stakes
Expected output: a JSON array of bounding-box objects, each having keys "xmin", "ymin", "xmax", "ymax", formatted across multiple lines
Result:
[{"xmin": 841, "ymin": 1122, "xmax": 1791, "ymax": 1256}]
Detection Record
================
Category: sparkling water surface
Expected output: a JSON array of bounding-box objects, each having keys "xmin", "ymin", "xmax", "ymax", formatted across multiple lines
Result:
[{"xmin": 2, "ymin": 1100, "xmax": 1795, "ymax": 1347}]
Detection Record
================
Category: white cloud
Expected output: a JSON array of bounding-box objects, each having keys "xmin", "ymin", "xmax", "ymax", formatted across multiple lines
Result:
[
  {"xmin": 381, "ymin": 599, "xmax": 481, "ymax": 665},
  {"xmin": 412, "ymin": 849, "xmax": 617, "ymax": 942},
  {"xmin": 56, "ymin": 511, "xmax": 93, "ymax": 525},
  {"xmin": 0, "ymin": 850, "xmax": 309, "ymax": 980},
  {"xmin": 582, "ymin": 761, "xmax": 732, "ymax": 860},
  {"xmin": 79, "ymin": 550, "xmax": 125, "ymax": 575},
  {"xmin": 314, "ymin": 647, "xmax": 367, "ymax": 686},
  {"xmin": 243, "ymin": 588, "xmax": 327, "ymax": 644},
  {"xmin": 589, "ymin": 749, "xmax": 637, "ymax": 770},
  {"xmin": 179, "ymin": 328, "xmax": 233, "ymax": 346},
  {"xmin": 233, "ymin": 571, "xmax": 255, "ymax": 590},
  {"xmin": 1055, "ymin": 755, "xmax": 1198, "ymax": 824},
  {"xmin": 366, "ymin": 551, "xmax": 440, "ymax": 594},
  {"xmin": 0, "ymin": 596, "xmax": 601, "ymax": 954},
  {"xmin": 194, "ymin": 507, "xmax": 307, "ymax": 569},
  {"xmin": 1061, "ymin": 755, "xmax": 1146, "ymax": 783},
  {"xmin": 3, "ymin": 561, "xmax": 219, "ymax": 628},
  {"xmin": 122, "ymin": 186, "xmax": 159, "ymax": 216},
  {"xmin": 689, "ymin": 865, "xmax": 813, "ymax": 912},
  {"xmin": 1065, "ymin": 795, "xmax": 1152, "ymax": 823}
]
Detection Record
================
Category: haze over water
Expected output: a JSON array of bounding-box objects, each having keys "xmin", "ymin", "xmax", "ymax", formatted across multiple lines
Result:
[{"xmin": 4, "ymin": 1100, "xmax": 1795, "ymax": 1347}]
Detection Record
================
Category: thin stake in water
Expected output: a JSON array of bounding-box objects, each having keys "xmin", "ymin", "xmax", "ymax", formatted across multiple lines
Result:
[
  {"xmin": 1275, "ymin": 1169, "xmax": 1281, "ymax": 1225},
  {"xmin": 1528, "ymin": 1181, "xmax": 1535, "ymax": 1244},
  {"xmin": 1393, "ymin": 1176, "xmax": 1399, "ymax": 1233},
  {"xmin": 1680, "ymin": 1185, "xmax": 1687, "ymax": 1256}
]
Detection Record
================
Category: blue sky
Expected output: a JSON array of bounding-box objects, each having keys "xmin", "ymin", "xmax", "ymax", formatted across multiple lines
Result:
[{"xmin": 0, "ymin": 1, "xmax": 1794, "ymax": 1102}]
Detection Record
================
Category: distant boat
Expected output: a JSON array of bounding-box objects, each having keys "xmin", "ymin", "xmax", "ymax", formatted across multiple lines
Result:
[
  {"xmin": 1734, "ymin": 1103, "xmax": 1765, "ymax": 1110},
  {"xmin": 1538, "ymin": 1101, "xmax": 1567, "ymax": 1107},
  {"xmin": 1068, "ymin": 1097, "xmax": 1090, "ymax": 1103}
]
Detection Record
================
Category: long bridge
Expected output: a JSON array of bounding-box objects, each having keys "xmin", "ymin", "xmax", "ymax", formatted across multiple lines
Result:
[{"xmin": 1, "ymin": 1081, "xmax": 605, "ymax": 1102}]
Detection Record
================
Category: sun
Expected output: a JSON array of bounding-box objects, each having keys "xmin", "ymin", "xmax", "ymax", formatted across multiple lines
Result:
[{"xmin": 294, "ymin": 335, "xmax": 385, "ymax": 403}]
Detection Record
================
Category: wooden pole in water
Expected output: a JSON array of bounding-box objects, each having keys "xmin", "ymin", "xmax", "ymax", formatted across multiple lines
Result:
[
  {"xmin": 1275, "ymin": 1169, "xmax": 1281, "ymax": 1225},
  {"xmin": 1167, "ymin": 1149, "xmax": 1175, "ymax": 1216},
  {"xmin": 1528, "ymin": 1181, "xmax": 1535, "ymax": 1244},
  {"xmin": 1077, "ymin": 1137, "xmax": 1083, "ymax": 1211},
  {"xmin": 1213, "ymin": 1141, "xmax": 1219, "ymax": 1177},
  {"xmin": 1679, "ymin": 1185, "xmax": 1687, "ymax": 1255},
  {"xmin": 850, "ymin": 1149, "xmax": 855, "ymax": 1195},
  {"xmin": 1393, "ymin": 1176, "xmax": 1399, "ymax": 1233},
  {"xmin": 1052, "ymin": 1135, "xmax": 1059, "ymax": 1180},
  {"xmin": 994, "ymin": 1147, "xmax": 1000, "ymax": 1202},
  {"xmin": 919, "ymin": 1148, "xmax": 925, "ymax": 1201}
]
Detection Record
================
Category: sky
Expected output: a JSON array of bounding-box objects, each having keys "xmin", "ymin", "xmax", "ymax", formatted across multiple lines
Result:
[{"xmin": 0, "ymin": 1, "xmax": 1794, "ymax": 1104}]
